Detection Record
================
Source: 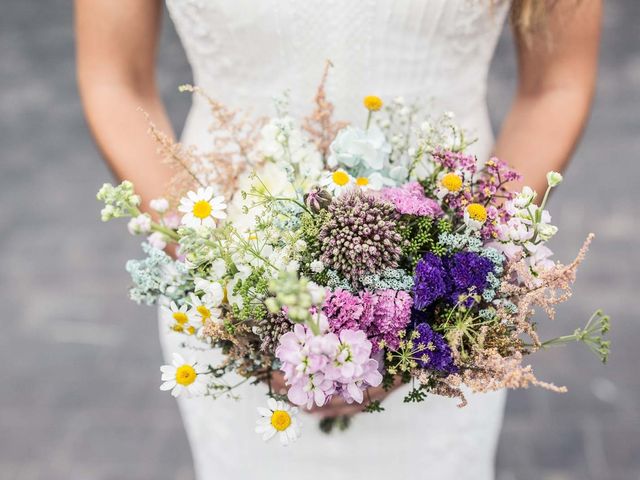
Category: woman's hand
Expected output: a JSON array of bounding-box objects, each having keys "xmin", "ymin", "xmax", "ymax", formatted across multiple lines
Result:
[{"xmin": 269, "ymin": 371, "xmax": 404, "ymax": 418}]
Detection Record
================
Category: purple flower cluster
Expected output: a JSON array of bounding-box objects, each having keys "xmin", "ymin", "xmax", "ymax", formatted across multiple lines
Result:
[
  {"xmin": 323, "ymin": 289, "xmax": 412, "ymax": 351},
  {"xmin": 319, "ymin": 191, "xmax": 403, "ymax": 284},
  {"xmin": 432, "ymin": 149, "xmax": 478, "ymax": 175},
  {"xmin": 276, "ymin": 324, "xmax": 383, "ymax": 408},
  {"xmin": 413, "ymin": 253, "xmax": 448, "ymax": 309},
  {"xmin": 475, "ymin": 158, "xmax": 521, "ymax": 239},
  {"xmin": 413, "ymin": 323, "xmax": 457, "ymax": 373},
  {"xmin": 413, "ymin": 251, "xmax": 493, "ymax": 308},
  {"xmin": 446, "ymin": 251, "xmax": 494, "ymax": 303},
  {"xmin": 379, "ymin": 181, "xmax": 443, "ymax": 217}
]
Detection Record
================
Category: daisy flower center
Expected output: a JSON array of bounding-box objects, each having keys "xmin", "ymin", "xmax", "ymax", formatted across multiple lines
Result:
[
  {"xmin": 332, "ymin": 171, "xmax": 350, "ymax": 187},
  {"xmin": 175, "ymin": 365, "xmax": 197, "ymax": 386},
  {"xmin": 192, "ymin": 200, "xmax": 213, "ymax": 219},
  {"xmin": 196, "ymin": 305, "xmax": 211, "ymax": 320},
  {"xmin": 356, "ymin": 177, "xmax": 369, "ymax": 186},
  {"xmin": 172, "ymin": 312, "xmax": 188, "ymax": 324},
  {"xmin": 466, "ymin": 203, "xmax": 488, "ymax": 222},
  {"xmin": 270, "ymin": 410, "xmax": 292, "ymax": 431},
  {"xmin": 441, "ymin": 173, "xmax": 463, "ymax": 192}
]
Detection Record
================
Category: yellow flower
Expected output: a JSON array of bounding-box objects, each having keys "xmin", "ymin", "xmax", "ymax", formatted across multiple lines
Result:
[
  {"xmin": 464, "ymin": 203, "xmax": 488, "ymax": 231},
  {"xmin": 332, "ymin": 170, "xmax": 350, "ymax": 186},
  {"xmin": 441, "ymin": 173, "xmax": 463, "ymax": 192},
  {"xmin": 363, "ymin": 95, "xmax": 383, "ymax": 111},
  {"xmin": 466, "ymin": 203, "xmax": 488, "ymax": 222}
]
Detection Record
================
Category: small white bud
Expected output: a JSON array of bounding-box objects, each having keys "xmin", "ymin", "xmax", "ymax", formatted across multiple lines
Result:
[
  {"xmin": 150, "ymin": 198, "xmax": 169, "ymax": 213},
  {"xmin": 546, "ymin": 171, "xmax": 563, "ymax": 187}
]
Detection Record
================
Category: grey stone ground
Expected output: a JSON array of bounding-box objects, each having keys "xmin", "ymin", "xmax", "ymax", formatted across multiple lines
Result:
[{"xmin": 0, "ymin": 1, "xmax": 638, "ymax": 479}]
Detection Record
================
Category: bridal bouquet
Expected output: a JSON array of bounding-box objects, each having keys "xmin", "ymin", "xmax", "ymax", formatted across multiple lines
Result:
[{"xmin": 97, "ymin": 66, "xmax": 609, "ymax": 446}]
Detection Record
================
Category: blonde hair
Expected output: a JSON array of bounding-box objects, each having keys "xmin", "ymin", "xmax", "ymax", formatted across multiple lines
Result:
[{"xmin": 510, "ymin": 0, "xmax": 552, "ymax": 34}]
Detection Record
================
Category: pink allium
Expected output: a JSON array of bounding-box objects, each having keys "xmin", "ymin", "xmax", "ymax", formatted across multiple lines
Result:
[
  {"xmin": 323, "ymin": 289, "xmax": 412, "ymax": 351},
  {"xmin": 379, "ymin": 181, "xmax": 443, "ymax": 217},
  {"xmin": 275, "ymin": 323, "xmax": 382, "ymax": 409}
]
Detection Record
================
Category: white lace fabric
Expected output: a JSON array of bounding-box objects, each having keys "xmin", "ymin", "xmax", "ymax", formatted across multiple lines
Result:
[{"xmin": 161, "ymin": 1, "xmax": 510, "ymax": 478}]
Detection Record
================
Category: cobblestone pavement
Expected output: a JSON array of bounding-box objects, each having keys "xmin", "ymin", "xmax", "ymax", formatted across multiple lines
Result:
[{"xmin": 1, "ymin": 1, "xmax": 638, "ymax": 479}]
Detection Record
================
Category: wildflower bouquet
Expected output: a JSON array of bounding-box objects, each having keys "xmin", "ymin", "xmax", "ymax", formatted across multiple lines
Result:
[{"xmin": 98, "ymin": 67, "xmax": 609, "ymax": 445}]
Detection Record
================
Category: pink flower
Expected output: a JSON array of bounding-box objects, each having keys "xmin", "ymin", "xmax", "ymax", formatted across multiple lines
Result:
[
  {"xmin": 323, "ymin": 289, "xmax": 412, "ymax": 351},
  {"xmin": 275, "ymin": 324, "xmax": 382, "ymax": 409},
  {"xmin": 379, "ymin": 182, "xmax": 443, "ymax": 217}
]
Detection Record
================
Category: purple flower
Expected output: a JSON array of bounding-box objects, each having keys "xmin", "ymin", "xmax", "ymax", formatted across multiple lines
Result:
[
  {"xmin": 413, "ymin": 253, "xmax": 448, "ymax": 309},
  {"xmin": 379, "ymin": 182, "xmax": 443, "ymax": 217},
  {"xmin": 413, "ymin": 323, "xmax": 457, "ymax": 373},
  {"xmin": 413, "ymin": 251, "xmax": 493, "ymax": 309},
  {"xmin": 444, "ymin": 251, "xmax": 493, "ymax": 304}
]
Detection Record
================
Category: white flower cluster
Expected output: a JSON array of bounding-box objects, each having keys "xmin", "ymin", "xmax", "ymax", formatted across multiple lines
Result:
[
  {"xmin": 327, "ymin": 125, "xmax": 405, "ymax": 190},
  {"xmin": 492, "ymin": 173, "xmax": 564, "ymax": 277}
]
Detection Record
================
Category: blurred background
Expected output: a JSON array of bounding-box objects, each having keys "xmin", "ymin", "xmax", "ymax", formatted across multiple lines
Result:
[{"xmin": 0, "ymin": 1, "xmax": 638, "ymax": 479}]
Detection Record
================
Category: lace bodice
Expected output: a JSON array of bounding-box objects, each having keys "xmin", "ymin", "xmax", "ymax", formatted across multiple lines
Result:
[{"xmin": 166, "ymin": 0, "xmax": 510, "ymax": 125}]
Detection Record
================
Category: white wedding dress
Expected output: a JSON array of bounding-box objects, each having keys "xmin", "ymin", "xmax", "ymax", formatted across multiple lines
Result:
[{"xmin": 160, "ymin": 1, "xmax": 510, "ymax": 478}]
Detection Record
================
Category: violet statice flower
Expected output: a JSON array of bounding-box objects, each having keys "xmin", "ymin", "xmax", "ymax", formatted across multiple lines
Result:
[
  {"xmin": 275, "ymin": 324, "xmax": 382, "ymax": 408},
  {"xmin": 323, "ymin": 289, "xmax": 412, "ymax": 352},
  {"xmin": 413, "ymin": 253, "xmax": 448, "ymax": 309},
  {"xmin": 379, "ymin": 181, "xmax": 443, "ymax": 217},
  {"xmin": 444, "ymin": 251, "xmax": 493, "ymax": 304},
  {"xmin": 413, "ymin": 323, "xmax": 457, "ymax": 373}
]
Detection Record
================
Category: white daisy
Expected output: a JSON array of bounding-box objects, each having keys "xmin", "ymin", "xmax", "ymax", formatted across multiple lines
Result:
[
  {"xmin": 255, "ymin": 398, "xmax": 301, "ymax": 446},
  {"xmin": 193, "ymin": 278, "xmax": 225, "ymax": 307},
  {"xmin": 463, "ymin": 203, "xmax": 488, "ymax": 231},
  {"xmin": 436, "ymin": 171, "xmax": 465, "ymax": 200},
  {"xmin": 160, "ymin": 353, "xmax": 208, "ymax": 397},
  {"xmin": 321, "ymin": 169, "xmax": 354, "ymax": 196},
  {"xmin": 166, "ymin": 301, "xmax": 195, "ymax": 335},
  {"xmin": 353, "ymin": 172, "xmax": 381, "ymax": 191},
  {"xmin": 178, "ymin": 187, "xmax": 227, "ymax": 228},
  {"xmin": 188, "ymin": 293, "xmax": 222, "ymax": 330}
]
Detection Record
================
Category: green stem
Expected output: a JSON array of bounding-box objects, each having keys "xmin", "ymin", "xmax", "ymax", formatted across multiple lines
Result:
[{"xmin": 151, "ymin": 223, "xmax": 180, "ymax": 242}]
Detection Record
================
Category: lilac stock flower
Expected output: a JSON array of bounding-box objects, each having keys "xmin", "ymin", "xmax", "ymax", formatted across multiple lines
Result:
[
  {"xmin": 275, "ymin": 323, "xmax": 382, "ymax": 409},
  {"xmin": 413, "ymin": 323, "xmax": 457, "ymax": 373}
]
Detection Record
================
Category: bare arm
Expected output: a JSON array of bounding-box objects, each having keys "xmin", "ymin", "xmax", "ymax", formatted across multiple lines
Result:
[
  {"xmin": 75, "ymin": 0, "xmax": 174, "ymax": 210},
  {"xmin": 494, "ymin": 0, "xmax": 602, "ymax": 195}
]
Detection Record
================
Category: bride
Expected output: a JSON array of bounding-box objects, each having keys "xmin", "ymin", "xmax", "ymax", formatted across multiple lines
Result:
[{"xmin": 75, "ymin": 1, "xmax": 601, "ymax": 478}]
